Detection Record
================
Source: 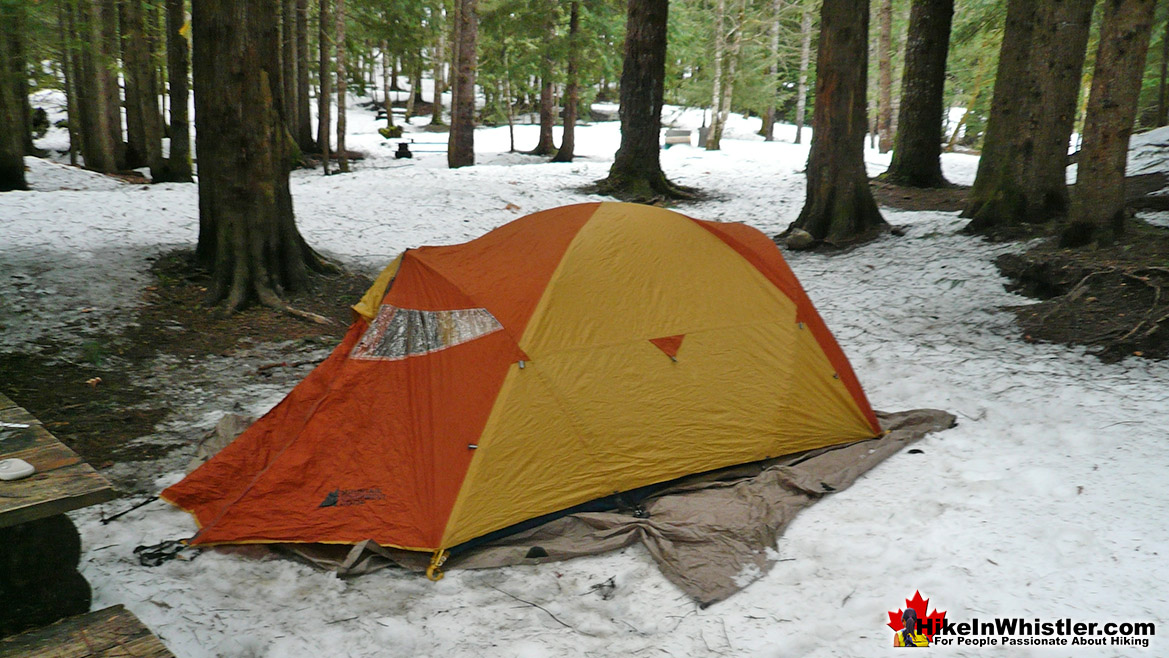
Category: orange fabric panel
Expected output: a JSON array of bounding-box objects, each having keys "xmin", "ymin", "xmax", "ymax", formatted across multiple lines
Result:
[
  {"xmin": 691, "ymin": 219, "xmax": 881, "ymax": 435},
  {"xmin": 163, "ymin": 322, "xmax": 520, "ymax": 550},
  {"xmin": 385, "ymin": 203, "xmax": 597, "ymax": 340},
  {"xmin": 648, "ymin": 334, "xmax": 685, "ymax": 358}
]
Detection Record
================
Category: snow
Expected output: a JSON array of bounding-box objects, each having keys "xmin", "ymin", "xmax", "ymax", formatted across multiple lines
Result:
[{"xmin": 3, "ymin": 97, "xmax": 1168, "ymax": 657}]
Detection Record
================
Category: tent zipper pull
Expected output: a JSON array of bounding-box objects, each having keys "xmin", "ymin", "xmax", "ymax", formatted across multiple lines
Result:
[{"xmin": 426, "ymin": 549, "xmax": 449, "ymax": 581}]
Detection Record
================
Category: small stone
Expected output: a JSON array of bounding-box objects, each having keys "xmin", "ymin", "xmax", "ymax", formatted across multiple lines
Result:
[{"xmin": 785, "ymin": 229, "xmax": 815, "ymax": 250}]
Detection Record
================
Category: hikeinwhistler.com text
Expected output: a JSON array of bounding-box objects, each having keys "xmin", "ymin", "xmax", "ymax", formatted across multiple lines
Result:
[{"xmin": 920, "ymin": 618, "xmax": 1155, "ymax": 648}]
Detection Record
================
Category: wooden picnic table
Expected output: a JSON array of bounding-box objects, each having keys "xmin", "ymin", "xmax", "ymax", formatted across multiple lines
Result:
[
  {"xmin": 0, "ymin": 391, "xmax": 118, "ymax": 637},
  {"xmin": 0, "ymin": 605, "xmax": 174, "ymax": 658}
]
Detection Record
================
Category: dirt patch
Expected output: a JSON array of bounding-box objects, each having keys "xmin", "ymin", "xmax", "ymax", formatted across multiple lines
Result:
[
  {"xmin": 996, "ymin": 219, "xmax": 1169, "ymax": 362},
  {"xmin": 871, "ymin": 179, "xmax": 970, "ymax": 212},
  {"xmin": 1, "ymin": 250, "xmax": 371, "ymax": 471}
]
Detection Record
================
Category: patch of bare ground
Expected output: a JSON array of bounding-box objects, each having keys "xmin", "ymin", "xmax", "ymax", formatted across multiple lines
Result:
[{"xmin": 0, "ymin": 250, "xmax": 370, "ymax": 477}]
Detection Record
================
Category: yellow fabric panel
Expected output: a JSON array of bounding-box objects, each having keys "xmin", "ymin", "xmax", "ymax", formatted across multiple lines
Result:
[
  {"xmin": 441, "ymin": 319, "xmax": 876, "ymax": 549},
  {"xmin": 351, "ymin": 254, "xmax": 403, "ymax": 321},
  {"xmin": 518, "ymin": 203, "xmax": 793, "ymax": 356}
]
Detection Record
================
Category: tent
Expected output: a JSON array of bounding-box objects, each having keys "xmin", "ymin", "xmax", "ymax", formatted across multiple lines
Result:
[{"xmin": 162, "ymin": 201, "xmax": 882, "ymax": 577}]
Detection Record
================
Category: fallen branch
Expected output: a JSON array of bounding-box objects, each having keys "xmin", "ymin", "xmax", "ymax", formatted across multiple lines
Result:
[
  {"xmin": 256, "ymin": 358, "xmax": 325, "ymax": 374},
  {"xmin": 488, "ymin": 585, "xmax": 597, "ymax": 636}
]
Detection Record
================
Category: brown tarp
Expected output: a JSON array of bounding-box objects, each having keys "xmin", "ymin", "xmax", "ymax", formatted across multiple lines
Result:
[{"xmin": 274, "ymin": 409, "xmax": 954, "ymax": 606}]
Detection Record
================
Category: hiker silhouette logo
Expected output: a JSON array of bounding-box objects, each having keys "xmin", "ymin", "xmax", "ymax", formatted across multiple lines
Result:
[{"xmin": 888, "ymin": 591, "xmax": 946, "ymax": 647}]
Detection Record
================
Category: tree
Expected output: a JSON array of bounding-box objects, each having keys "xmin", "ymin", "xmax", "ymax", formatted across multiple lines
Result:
[
  {"xmin": 787, "ymin": 0, "xmax": 887, "ymax": 246},
  {"xmin": 552, "ymin": 0, "xmax": 581, "ymax": 163},
  {"xmin": 876, "ymin": 0, "xmax": 893, "ymax": 153},
  {"xmin": 336, "ymin": 0, "xmax": 349, "ymax": 173},
  {"xmin": 157, "ymin": 0, "xmax": 193, "ymax": 182},
  {"xmin": 281, "ymin": 0, "xmax": 299, "ymax": 142},
  {"xmin": 761, "ymin": 0, "xmax": 781, "ymax": 141},
  {"xmin": 963, "ymin": 0, "xmax": 1094, "ymax": 233},
  {"xmin": 121, "ymin": 0, "xmax": 164, "ymax": 177},
  {"xmin": 882, "ymin": 0, "xmax": 953, "ymax": 187},
  {"xmin": 192, "ymin": 0, "xmax": 332, "ymax": 313},
  {"xmin": 448, "ymin": 0, "xmax": 477, "ymax": 168},
  {"xmin": 705, "ymin": 0, "xmax": 745, "ymax": 151},
  {"xmin": 794, "ymin": 0, "xmax": 813, "ymax": 145},
  {"xmin": 318, "ymin": 0, "xmax": 333, "ymax": 172},
  {"xmin": 597, "ymin": 0, "xmax": 695, "ymax": 201},
  {"xmin": 1065, "ymin": 0, "xmax": 1157, "ymax": 246},
  {"xmin": 0, "ymin": 0, "xmax": 27, "ymax": 191},
  {"xmin": 530, "ymin": 8, "xmax": 559, "ymax": 156},
  {"xmin": 295, "ymin": 0, "xmax": 314, "ymax": 151}
]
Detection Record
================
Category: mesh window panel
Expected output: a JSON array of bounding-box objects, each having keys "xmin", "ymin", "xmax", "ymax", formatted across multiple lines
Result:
[{"xmin": 350, "ymin": 305, "xmax": 504, "ymax": 361}]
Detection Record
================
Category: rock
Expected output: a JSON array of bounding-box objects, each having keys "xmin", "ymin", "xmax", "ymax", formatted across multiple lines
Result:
[{"xmin": 785, "ymin": 229, "xmax": 815, "ymax": 250}]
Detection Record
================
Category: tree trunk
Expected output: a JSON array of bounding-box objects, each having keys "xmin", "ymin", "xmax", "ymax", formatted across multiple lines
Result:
[
  {"xmin": 335, "ymin": 0, "xmax": 348, "ymax": 173},
  {"xmin": 789, "ymin": 0, "xmax": 887, "ymax": 246},
  {"xmin": 1158, "ymin": 14, "xmax": 1168, "ymax": 126},
  {"xmin": 1025, "ymin": 0, "xmax": 1094, "ymax": 219},
  {"xmin": 795, "ymin": 0, "xmax": 812, "ymax": 145},
  {"xmin": 598, "ymin": 0, "xmax": 694, "ymax": 200},
  {"xmin": 157, "ymin": 0, "xmax": 193, "ymax": 182},
  {"xmin": 963, "ymin": 0, "xmax": 1093, "ymax": 233},
  {"xmin": 552, "ymin": 0, "xmax": 580, "ymax": 163},
  {"xmin": 121, "ymin": 0, "xmax": 165, "ymax": 177},
  {"xmin": 318, "ymin": 0, "xmax": 332, "ymax": 171},
  {"xmin": 295, "ymin": 0, "xmax": 314, "ymax": 151},
  {"xmin": 99, "ymin": 0, "xmax": 125, "ymax": 168},
  {"xmin": 1065, "ymin": 0, "xmax": 1156, "ymax": 246},
  {"xmin": 705, "ymin": 0, "xmax": 727, "ymax": 150},
  {"xmin": 877, "ymin": 0, "xmax": 894, "ymax": 153},
  {"xmin": 60, "ymin": 0, "xmax": 81, "ymax": 167},
  {"xmin": 4, "ymin": 1, "xmax": 34, "ymax": 158},
  {"xmin": 432, "ymin": 14, "xmax": 446, "ymax": 126},
  {"xmin": 448, "ymin": 0, "xmax": 477, "ymax": 168},
  {"xmin": 76, "ymin": 0, "xmax": 120, "ymax": 172},
  {"xmin": 381, "ymin": 43, "xmax": 394, "ymax": 127},
  {"xmin": 883, "ymin": 0, "xmax": 953, "ymax": 187},
  {"xmin": 530, "ymin": 11, "xmax": 558, "ymax": 156},
  {"xmin": 762, "ymin": 0, "xmax": 781, "ymax": 141},
  {"xmin": 192, "ymin": 0, "xmax": 331, "ymax": 313},
  {"xmin": 281, "ymin": 0, "xmax": 298, "ymax": 142},
  {"xmin": 0, "ymin": 1, "xmax": 27, "ymax": 191}
]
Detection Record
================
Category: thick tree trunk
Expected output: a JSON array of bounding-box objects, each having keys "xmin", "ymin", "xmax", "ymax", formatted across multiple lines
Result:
[
  {"xmin": 281, "ymin": 0, "xmax": 298, "ymax": 141},
  {"xmin": 448, "ymin": 0, "xmax": 477, "ymax": 168},
  {"xmin": 705, "ymin": 0, "xmax": 727, "ymax": 150},
  {"xmin": 193, "ymin": 0, "xmax": 330, "ymax": 313},
  {"xmin": 295, "ymin": 0, "xmax": 314, "ymax": 151},
  {"xmin": 1065, "ymin": 0, "xmax": 1156, "ymax": 246},
  {"xmin": 335, "ymin": 0, "xmax": 348, "ymax": 173},
  {"xmin": 883, "ymin": 0, "xmax": 953, "ymax": 187},
  {"xmin": 877, "ymin": 0, "xmax": 893, "ymax": 153},
  {"xmin": 964, "ymin": 0, "xmax": 1093, "ymax": 233},
  {"xmin": 0, "ymin": 1, "xmax": 27, "ymax": 191},
  {"xmin": 762, "ymin": 0, "xmax": 781, "ymax": 141},
  {"xmin": 158, "ymin": 0, "xmax": 192, "ymax": 182},
  {"xmin": 99, "ymin": 0, "xmax": 125, "ymax": 168},
  {"xmin": 530, "ymin": 11, "xmax": 558, "ymax": 156},
  {"xmin": 789, "ymin": 0, "xmax": 887, "ymax": 246},
  {"xmin": 794, "ymin": 0, "xmax": 812, "ymax": 145},
  {"xmin": 318, "ymin": 0, "xmax": 332, "ymax": 171},
  {"xmin": 4, "ymin": 1, "xmax": 34, "ymax": 157},
  {"xmin": 76, "ymin": 0, "xmax": 120, "ymax": 173},
  {"xmin": 552, "ymin": 0, "xmax": 580, "ymax": 163},
  {"xmin": 599, "ymin": 0, "xmax": 694, "ymax": 200},
  {"xmin": 60, "ymin": 1, "xmax": 82, "ymax": 167}
]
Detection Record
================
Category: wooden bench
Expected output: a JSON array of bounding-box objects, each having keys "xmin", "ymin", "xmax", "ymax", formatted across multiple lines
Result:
[
  {"xmin": 0, "ymin": 392, "xmax": 118, "ymax": 637},
  {"xmin": 0, "ymin": 605, "xmax": 173, "ymax": 658},
  {"xmin": 663, "ymin": 128, "xmax": 693, "ymax": 148}
]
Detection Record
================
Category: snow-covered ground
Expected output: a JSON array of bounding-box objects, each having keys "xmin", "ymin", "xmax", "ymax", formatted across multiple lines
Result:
[{"xmin": 2, "ymin": 97, "xmax": 1167, "ymax": 657}]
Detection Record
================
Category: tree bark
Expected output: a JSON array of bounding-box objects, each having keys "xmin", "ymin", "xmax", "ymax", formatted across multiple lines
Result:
[
  {"xmin": 280, "ymin": 0, "xmax": 298, "ymax": 142},
  {"xmin": 552, "ymin": 0, "xmax": 580, "ymax": 163},
  {"xmin": 381, "ymin": 43, "xmax": 395, "ymax": 127},
  {"xmin": 883, "ymin": 0, "xmax": 953, "ymax": 187},
  {"xmin": 76, "ymin": 0, "xmax": 120, "ymax": 172},
  {"xmin": 705, "ymin": 0, "xmax": 727, "ymax": 150},
  {"xmin": 154, "ymin": 0, "xmax": 193, "ymax": 182},
  {"xmin": 789, "ymin": 0, "xmax": 887, "ymax": 246},
  {"xmin": 530, "ymin": 10, "xmax": 558, "ymax": 156},
  {"xmin": 794, "ymin": 0, "xmax": 812, "ymax": 145},
  {"xmin": 599, "ymin": 0, "xmax": 694, "ymax": 200},
  {"xmin": 192, "ymin": 0, "xmax": 331, "ymax": 313},
  {"xmin": 0, "ymin": 1, "xmax": 27, "ymax": 191},
  {"xmin": 762, "ymin": 0, "xmax": 781, "ymax": 141},
  {"xmin": 295, "ymin": 0, "xmax": 314, "ymax": 150},
  {"xmin": 448, "ymin": 0, "xmax": 477, "ymax": 168},
  {"xmin": 1158, "ymin": 14, "xmax": 1168, "ymax": 126},
  {"xmin": 877, "ymin": 0, "xmax": 894, "ymax": 153},
  {"xmin": 335, "ymin": 0, "xmax": 348, "ymax": 172},
  {"xmin": 4, "ymin": 0, "xmax": 34, "ymax": 157},
  {"xmin": 99, "ymin": 0, "xmax": 126, "ymax": 168},
  {"xmin": 59, "ymin": 0, "xmax": 82, "ymax": 167},
  {"xmin": 432, "ymin": 12, "xmax": 446, "ymax": 126},
  {"xmin": 1065, "ymin": 0, "xmax": 1156, "ymax": 246},
  {"xmin": 963, "ymin": 0, "xmax": 1093, "ymax": 233},
  {"xmin": 121, "ymin": 0, "xmax": 165, "ymax": 177},
  {"xmin": 318, "ymin": 0, "xmax": 332, "ymax": 171}
]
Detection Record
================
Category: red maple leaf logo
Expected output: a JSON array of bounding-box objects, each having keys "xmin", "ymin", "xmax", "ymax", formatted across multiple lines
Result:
[{"xmin": 887, "ymin": 590, "xmax": 947, "ymax": 641}]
